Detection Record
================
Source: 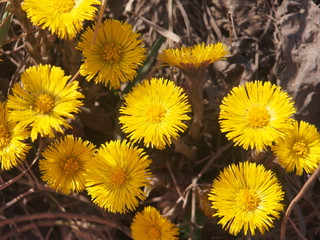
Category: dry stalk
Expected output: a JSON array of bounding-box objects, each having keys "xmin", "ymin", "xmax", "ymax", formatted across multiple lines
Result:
[{"xmin": 280, "ymin": 164, "xmax": 320, "ymax": 240}]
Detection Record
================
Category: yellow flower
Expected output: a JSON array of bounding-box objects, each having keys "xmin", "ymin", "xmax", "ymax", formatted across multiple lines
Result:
[
  {"xmin": 22, "ymin": 0, "xmax": 100, "ymax": 40},
  {"xmin": 39, "ymin": 135, "xmax": 96, "ymax": 194},
  {"xmin": 158, "ymin": 42, "xmax": 229, "ymax": 72},
  {"xmin": 219, "ymin": 81, "xmax": 296, "ymax": 151},
  {"xmin": 85, "ymin": 140, "xmax": 152, "ymax": 213},
  {"xmin": 119, "ymin": 78, "xmax": 191, "ymax": 150},
  {"xmin": 77, "ymin": 19, "xmax": 146, "ymax": 89},
  {"xmin": 208, "ymin": 161, "xmax": 284, "ymax": 236},
  {"xmin": 0, "ymin": 102, "xmax": 30, "ymax": 170},
  {"xmin": 131, "ymin": 206, "xmax": 179, "ymax": 240},
  {"xmin": 7, "ymin": 64, "xmax": 84, "ymax": 141},
  {"xmin": 272, "ymin": 120, "xmax": 320, "ymax": 175}
]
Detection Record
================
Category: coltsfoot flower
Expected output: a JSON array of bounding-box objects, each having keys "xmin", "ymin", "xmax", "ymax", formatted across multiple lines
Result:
[
  {"xmin": 158, "ymin": 42, "xmax": 229, "ymax": 72},
  {"xmin": 272, "ymin": 120, "xmax": 320, "ymax": 175},
  {"xmin": 22, "ymin": 0, "xmax": 100, "ymax": 40},
  {"xmin": 131, "ymin": 206, "xmax": 179, "ymax": 240},
  {"xmin": 7, "ymin": 64, "xmax": 83, "ymax": 141},
  {"xmin": 85, "ymin": 140, "xmax": 152, "ymax": 213},
  {"xmin": 78, "ymin": 19, "xmax": 146, "ymax": 89},
  {"xmin": 208, "ymin": 161, "xmax": 284, "ymax": 236},
  {"xmin": 39, "ymin": 135, "xmax": 96, "ymax": 194},
  {"xmin": 0, "ymin": 102, "xmax": 30, "ymax": 170},
  {"xmin": 219, "ymin": 81, "xmax": 296, "ymax": 151},
  {"xmin": 119, "ymin": 78, "xmax": 191, "ymax": 149}
]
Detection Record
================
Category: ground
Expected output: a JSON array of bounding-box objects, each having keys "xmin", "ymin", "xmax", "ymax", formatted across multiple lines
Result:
[{"xmin": 1, "ymin": 0, "xmax": 320, "ymax": 239}]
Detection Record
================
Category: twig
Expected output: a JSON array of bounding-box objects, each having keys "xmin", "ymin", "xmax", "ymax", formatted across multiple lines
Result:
[
  {"xmin": 1, "ymin": 219, "xmax": 112, "ymax": 240},
  {"xmin": 10, "ymin": 0, "xmax": 44, "ymax": 63},
  {"xmin": 166, "ymin": 160, "xmax": 184, "ymax": 200},
  {"xmin": 90, "ymin": 0, "xmax": 108, "ymax": 47},
  {"xmin": 195, "ymin": 142, "xmax": 233, "ymax": 181},
  {"xmin": 227, "ymin": 11, "xmax": 237, "ymax": 46},
  {"xmin": 16, "ymin": 138, "xmax": 44, "ymax": 189},
  {"xmin": 0, "ymin": 212, "xmax": 132, "ymax": 238},
  {"xmin": 205, "ymin": 5, "xmax": 222, "ymax": 41},
  {"xmin": 189, "ymin": 178, "xmax": 197, "ymax": 240},
  {"xmin": 21, "ymin": 158, "xmax": 41, "ymax": 188},
  {"xmin": 280, "ymin": 164, "xmax": 320, "ymax": 240},
  {"xmin": 68, "ymin": 70, "xmax": 80, "ymax": 84},
  {"xmin": 254, "ymin": 42, "xmax": 259, "ymax": 79},
  {"xmin": 126, "ymin": 10, "xmax": 181, "ymax": 43},
  {"xmin": 22, "ymin": 207, "xmax": 45, "ymax": 240},
  {"xmin": 166, "ymin": 142, "xmax": 233, "ymax": 239},
  {"xmin": 172, "ymin": 137, "xmax": 196, "ymax": 160},
  {"xmin": 176, "ymin": 0, "xmax": 191, "ymax": 38},
  {"xmin": 0, "ymin": 188, "xmax": 35, "ymax": 212},
  {"xmin": 68, "ymin": 0, "xmax": 108, "ymax": 85},
  {"xmin": 288, "ymin": 217, "xmax": 308, "ymax": 240},
  {"xmin": 167, "ymin": 0, "xmax": 174, "ymax": 47},
  {"xmin": 173, "ymin": 183, "xmax": 193, "ymax": 209},
  {"xmin": 0, "ymin": 150, "xmax": 40, "ymax": 191},
  {"xmin": 0, "ymin": 169, "xmax": 24, "ymax": 191}
]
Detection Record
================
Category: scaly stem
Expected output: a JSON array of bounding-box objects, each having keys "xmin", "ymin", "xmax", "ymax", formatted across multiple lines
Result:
[{"xmin": 185, "ymin": 69, "xmax": 206, "ymax": 143}]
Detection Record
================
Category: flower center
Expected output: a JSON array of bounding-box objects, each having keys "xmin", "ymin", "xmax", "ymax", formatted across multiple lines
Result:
[
  {"xmin": 0, "ymin": 124, "xmax": 10, "ymax": 148},
  {"xmin": 247, "ymin": 106, "xmax": 270, "ymax": 128},
  {"xmin": 52, "ymin": 0, "xmax": 75, "ymax": 13},
  {"xmin": 33, "ymin": 94, "xmax": 55, "ymax": 114},
  {"xmin": 110, "ymin": 167, "xmax": 127, "ymax": 186},
  {"xmin": 237, "ymin": 189, "xmax": 260, "ymax": 212},
  {"xmin": 292, "ymin": 141, "xmax": 308, "ymax": 158},
  {"xmin": 62, "ymin": 158, "xmax": 79, "ymax": 175},
  {"xmin": 145, "ymin": 105, "xmax": 166, "ymax": 124},
  {"xmin": 103, "ymin": 44, "xmax": 122, "ymax": 64},
  {"xmin": 148, "ymin": 227, "xmax": 161, "ymax": 239}
]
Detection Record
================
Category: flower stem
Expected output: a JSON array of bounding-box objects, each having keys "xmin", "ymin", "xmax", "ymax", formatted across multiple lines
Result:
[
  {"xmin": 185, "ymin": 70, "xmax": 206, "ymax": 143},
  {"xmin": 189, "ymin": 82, "xmax": 204, "ymax": 142}
]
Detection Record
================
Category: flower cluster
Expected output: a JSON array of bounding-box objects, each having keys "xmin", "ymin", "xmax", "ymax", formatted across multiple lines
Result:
[
  {"xmin": 5, "ymin": 6, "xmax": 194, "ymax": 237},
  {"xmin": 4, "ymin": 1, "xmax": 320, "ymax": 239},
  {"xmin": 212, "ymin": 80, "xmax": 320, "ymax": 236}
]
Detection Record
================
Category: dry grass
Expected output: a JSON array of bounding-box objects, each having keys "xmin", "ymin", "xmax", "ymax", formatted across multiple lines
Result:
[{"xmin": 1, "ymin": 0, "xmax": 320, "ymax": 239}]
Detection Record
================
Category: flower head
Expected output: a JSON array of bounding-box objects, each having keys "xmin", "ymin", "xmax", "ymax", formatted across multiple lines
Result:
[
  {"xmin": 77, "ymin": 19, "xmax": 146, "ymax": 89},
  {"xmin": 85, "ymin": 140, "xmax": 152, "ymax": 213},
  {"xmin": 0, "ymin": 102, "xmax": 30, "ymax": 170},
  {"xmin": 208, "ymin": 161, "xmax": 284, "ymax": 236},
  {"xmin": 22, "ymin": 0, "xmax": 100, "ymax": 40},
  {"xmin": 131, "ymin": 206, "xmax": 179, "ymax": 240},
  {"xmin": 219, "ymin": 81, "xmax": 296, "ymax": 151},
  {"xmin": 272, "ymin": 120, "xmax": 320, "ymax": 175},
  {"xmin": 7, "ymin": 64, "xmax": 84, "ymax": 141},
  {"xmin": 119, "ymin": 78, "xmax": 191, "ymax": 149},
  {"xmin": 158, "ymin": 42, "xmax": 229, "ymax": 72},
  {"xmin": 39, "ymin": 135, "xmax": 96, "ymax": 194}
]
